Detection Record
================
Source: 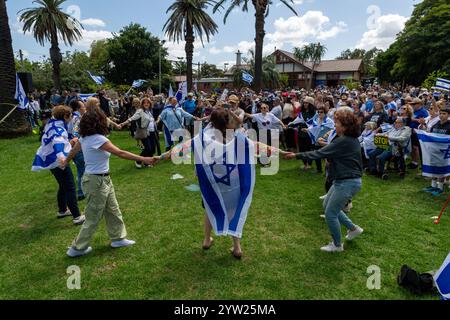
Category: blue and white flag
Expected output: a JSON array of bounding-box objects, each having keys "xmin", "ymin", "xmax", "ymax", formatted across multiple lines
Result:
[
  {"xmin": 380, "ymin": 123, "xmax": 393, "ymax": 133},
  {"xmin": 434, "ymin": 253, "xmax": 450, "ymax": 300},
  {"xmin": 87, "ymin": 71, "xmax": 105, "ymax": 85},
  {"xmin": 168, "ymin": 84, "xmax": 174, "ymax": 98},
  {"xmin": 242, "ymin": 71, "xmax": 254, "ymax": 84},
  {"xmin": 307, "ymin": 117, "xmax": 335, "ymax": 145},
  {"xmin": 416, "ymin": 129, "xmax": 450, "ymax": 178},
  {"xmin": 192, "ymin": 128, "xmax": 255, "ymax": 238},
  {"xmin": 132, "ymin": 79, "xmax": 148, "ymax": 89},
  {"xmin": 32, "ymin": 119, "xmax": 71, "ymax": 172},
  {"xmin": 79, "ymin": 93, "xmax": 96, "ymax": 102},
  {"xmin": 339, "ymin": 85, "xmax": 348, "ymax": 95},
  {"xmin": 220, "ymin": 89, "xmax": 229, "ymax": 102},
  {"xmin": 360, "ymin": 130, "xmax": 376, "ymax": 159},
  {"xmin": 434, "ymin": 78, "xmax": 450, "ymax": 92},
  {"xmin": 327, "ymin": 129, "xmax": 337, "ymax": 144},
  {"xmin": 15, "ymin": 73, "xmax": 29, "ymax": 110},
  {"xmin": 176, "ymin": 81, "xmax": 187, "ymax": 102}
]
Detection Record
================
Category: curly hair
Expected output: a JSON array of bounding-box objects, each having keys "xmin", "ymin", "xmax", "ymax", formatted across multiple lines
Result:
[
  {"xmin": 334, "ymin": 107, "xmax": 361, "ymax": 138},
  {"xmin": 52, "ymin": 105, "xmax": 72, "ymax": 120},
  {"xmin": 79, "ymin": 108, "xmax": 109, "ymax": 137}
]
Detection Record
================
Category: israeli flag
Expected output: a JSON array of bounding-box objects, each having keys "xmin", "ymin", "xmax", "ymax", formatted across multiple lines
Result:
[
  {"xmin": 132, "ymin": 79, "xmax": 148, "ymax": 88},
  {"xmin": 339, "ymin": 85, "xmax": 348, "ymax": 95},
  {"xmin": 242, "ymin": 71, "xmax": 254, "ymax": 84},
  {"xmin": 360, "ymin": 130, "xmax": 376, "ymax": 159},
  {"xmin": 307, "ymin": 117, "xmax": 335, "ymax": 145},
  {"xmin": 32, "ymin": 119, "xmax": 71, "ymax": 172},
  {"xmin": 434, "ymin": 253, "xmax": 450, "ymax": 300},
  {"xmin": 220, "ymin": 89, "xmax": 229, "ymax": 101},
  {"xmin": 87, "ymin": 71, "xmax": 105, "ymax": 85},
  {"xmin": 168, "ymin": 84, "xmax": 174, "ymax": 98},
  {"xmin": 380, "ymin": 123, "xmax": 393, "ymax": 133},
  {"xmin": 15, "ymin": 73, "xmax": 29, "ymax": 110},
  {"xmin": 327, "ymin": 129, "xmax": 337, "ymax": 144},
  {"xmin": 416, "ymin": 129, "xmax": 450, "ymax": 178},
  {"xmin": 435, "ymin": 78, "xmax": 450, "ymax": 92},
  {"xmin": 192, "ymin": 128, "xmax": 255, "ymax": 239},
  {"xmin": 176, "ymin": 81, "xmax": 187, "ymax": 102},
  {"xmin": 79, "ymin": 93, "xmax": 96, "ymax": 102}
]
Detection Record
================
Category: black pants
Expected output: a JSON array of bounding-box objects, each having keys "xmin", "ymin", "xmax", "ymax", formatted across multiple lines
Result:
[
  {"xmin": 312, "ymin": 145, "xmax": 323, "ymax": 172},
  {"xmin": 138, "ymin": 136, "xmax": 153, "ymax": 163},
  {"xmin": 298, "ymin": 130, "xmax": 313, "ymax": 166},
  {"xmin": 50, "ymin": 167, "xmax": 81, "ymax": 218},
  {"xmin": 151, "ymin": 131, "xmax": 161, "ymax": 156}
]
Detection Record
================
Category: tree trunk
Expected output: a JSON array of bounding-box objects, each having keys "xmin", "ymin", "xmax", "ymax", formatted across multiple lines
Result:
[
  {"xmin": 309, "ymin": 65, "xmax": 315, "ymax": 90},
  {"xmin": 50, "ymin": 33, "xmax": 63, "ymax": 90},
  {"xmin": 0, "ymin": 0, "xmax": 30, "ymax": 138},
  {"xmin": 185, "ymin": 24, "xmax": 194, "ymax": 93},
  {"xmin": 253, "ymin": 4, "xmax": 266, "ymax": 93}
]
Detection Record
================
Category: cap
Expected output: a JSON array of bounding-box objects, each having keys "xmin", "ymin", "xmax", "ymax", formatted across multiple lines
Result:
[{"xmin": 228, "ymin": 95, "xmax": 239, "ymax": 104}]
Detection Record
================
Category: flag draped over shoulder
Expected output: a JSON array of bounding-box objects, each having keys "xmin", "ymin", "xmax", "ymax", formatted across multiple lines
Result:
[
  {"xmin": 434, "ymin": 253, "xmax": 450, "ymax": 300},
  {"xmin": 360, "ymin": 130, "xmax": 376, "ymax": 159},
  {"xmin": 192, "ymin": 128, "xmax": 255, "ymax": 239},
  {"xmin": 307, "ymin": 116, "xmax": 335, "ymax": 145},
  {"xmin": 416, "ymin": 129, "xmax": 450, "ymax": 178},
  {"xmin": 15, "ymin": 73, "xmax": 29, "ymax": 110},
  {"xmin": 32, "ymin": 120, "xmax": 71, "ymax": 172},
  {"xmin": 176, "ymin": 82, "xmax": 187, "ymax": 102}
]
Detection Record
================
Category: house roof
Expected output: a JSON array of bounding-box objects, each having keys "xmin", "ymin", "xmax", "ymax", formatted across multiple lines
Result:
[{"xmin": 276, "ymin": 50, "xmax": 363, "ymax": 73}]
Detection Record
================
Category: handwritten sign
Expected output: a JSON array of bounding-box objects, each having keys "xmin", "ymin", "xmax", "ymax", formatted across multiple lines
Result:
[{"xmin": 374, "ymin": 135, "xmax": 390, "ymax": 150}]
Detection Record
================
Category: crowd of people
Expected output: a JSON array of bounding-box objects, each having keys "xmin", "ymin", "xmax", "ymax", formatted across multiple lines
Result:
[{"xmin": 30, "ymin": 83, "xmax": 450, "ymax": 258}]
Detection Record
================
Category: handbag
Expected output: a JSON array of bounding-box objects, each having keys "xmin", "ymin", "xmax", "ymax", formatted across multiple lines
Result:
[{"xmin": 134, "ymin": 118, "xmax": 149, "ymax": 140}]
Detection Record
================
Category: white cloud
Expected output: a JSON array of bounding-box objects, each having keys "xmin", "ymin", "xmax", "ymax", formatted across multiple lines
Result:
[
  {"xmin": 75, "ymin": 30, "xmax": 113, "ymax": 48},
  {"xmin": 163, "ymin": 38, "xmax": 204, "ymax": 61},
  {"xmin": 81, "ymin": 18, "xmax": 106, "ymax": 28},
  {"xmin": 209, "ymin": 47, "xmax": 222, "ymax": 55},
  {"xmin": 356, "ymin": 14, "xmax": 407, "ymax": 50},
  {"xmin": 266, "ymin": 11, "xmax": 347, "ymax": 48}
]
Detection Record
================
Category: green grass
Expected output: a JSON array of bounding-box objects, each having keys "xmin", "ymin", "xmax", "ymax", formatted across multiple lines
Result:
[{"xmin": 0, "ymin": 131, "xmax": 449, "ymax": 300}]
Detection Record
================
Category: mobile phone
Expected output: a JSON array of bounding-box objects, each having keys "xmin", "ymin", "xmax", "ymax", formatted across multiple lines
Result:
[{"xmin": 224, "ymin": 104, "xmax": 231, "ymax": 110}]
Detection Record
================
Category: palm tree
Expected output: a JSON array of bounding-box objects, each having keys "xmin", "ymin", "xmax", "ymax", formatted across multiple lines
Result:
[
  {"xmin": 245, "ymin": 49, "xmax": 280, "ymax": 89},
  {"xmin": 294, "ymin": 42, "xmax": 327, "ymax": 90},
  {"xmin": 214, "ymin": 0, "xmax": 297, "ymax": 92},
  {"xmin": 19, "ymin": 0, "xmax": 83, "ymax": 90},
  {"xmin": 164, "ymin": 0, "xmax": 218, "ymax": 92},
  {"xmin": 0, "ymin": 0, "xmax": 30, "ymax": 137}
]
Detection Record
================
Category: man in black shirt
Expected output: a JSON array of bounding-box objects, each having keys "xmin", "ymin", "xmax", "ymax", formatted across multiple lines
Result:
[{"xmin": 431, "ymin": 107, "xmax": 450, "ymax": 135}]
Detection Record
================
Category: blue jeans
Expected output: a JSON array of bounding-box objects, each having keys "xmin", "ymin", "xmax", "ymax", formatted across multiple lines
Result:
[
  {"xmin": 369, "ymin": 148, "xmax": 392, "ymax": 175},
  {"xmin": 323, "ymin": 178, "xmax": 362, "ymax": 246},
  {"xmin": 73, "ymin": 152, "xmax": 85, "ymax": 197}
]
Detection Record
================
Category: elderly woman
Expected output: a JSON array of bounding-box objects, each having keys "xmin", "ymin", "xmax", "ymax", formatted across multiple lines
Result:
[
  {"xmin": 368, "ymin": 117, "xmax": 412, "ymax": 180},
  {"xmin": 365, "ymin": 101, "xmax": 388, "ymax": 128},
  {"xmin": 284, "ymin": 107, "xmax": 364, "ymax": 253}
]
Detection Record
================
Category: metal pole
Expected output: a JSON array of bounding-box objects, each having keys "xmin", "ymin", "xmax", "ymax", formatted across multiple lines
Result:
[{"xmin": 159, "ymin": 46, "xmax": 162, "ymax": 94}]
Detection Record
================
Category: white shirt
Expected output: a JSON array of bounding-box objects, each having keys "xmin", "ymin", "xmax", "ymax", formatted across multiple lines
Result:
[
  {"xmin": 80, "ymin": 134, "xmax": 111, "ymax": 174},
  {"xmin": 252, "ymin": 113, "xmax": 283, "ymax": 130}
]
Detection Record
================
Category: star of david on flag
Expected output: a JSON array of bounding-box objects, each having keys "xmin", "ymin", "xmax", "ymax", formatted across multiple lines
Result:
[{"xmin": 416, "ymin": 129, "xmax": 450, "ymax": 177}]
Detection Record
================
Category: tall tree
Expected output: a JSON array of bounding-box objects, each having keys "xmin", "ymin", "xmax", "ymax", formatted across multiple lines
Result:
[
  {"xmin": 0, "ymin": 0, "xmax": 30, "ymax": 137},
  {"xmin": 19, "ymin": 0, "xmax": 83, "ymax": 90},
  {"xmin": 164, "ymin": 0, "xmax": 218, "ymax": 92},
  {"xmin": 214, "ymin": 0, "xmax": 297, "ymax": 92},
  {"xmin": 294, "ymin": 42, "xmax": 327, "ymax": 90},
  {"xmin": 0, "ymin": 0, "xmax": 16, "ymax": 104},
  {"xmin": 245, "ymin": 49, "xmax": 281, "ymax": 89}
]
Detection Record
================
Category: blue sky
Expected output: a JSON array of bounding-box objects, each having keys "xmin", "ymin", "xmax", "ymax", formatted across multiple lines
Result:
[{"xmin": 7, "ymin": 0, "xmax": 421, "ymax": 69}]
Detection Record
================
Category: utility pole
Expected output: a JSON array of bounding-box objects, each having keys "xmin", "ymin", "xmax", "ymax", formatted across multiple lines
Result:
[
  {"xmin": 159, "ymin": 40, "xmax": 166, "ymax": 94},
  {"xmin": 19, "ymin": 49, "xmax": 24, "ymax": 71}
]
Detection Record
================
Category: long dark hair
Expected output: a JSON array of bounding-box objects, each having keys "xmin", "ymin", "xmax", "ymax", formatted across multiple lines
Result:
[
  {"xmin": 79, "ymin": 108, "xmax": 109, "ymax": 137},
  {"xmin": 209, "ymin": 108, "xmax": 230, "ymax": 137}
]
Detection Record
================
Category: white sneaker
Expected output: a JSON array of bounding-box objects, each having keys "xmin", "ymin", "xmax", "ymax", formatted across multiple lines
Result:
[
  {"xmin": 346, "ymin": 226, "xmax": 364, "ymax": 241},
  {"xmin": 111, "ymin": 239, "xmax": 136, "ymax": 248},
  {"xmin": 320, "ymin": 214, "xmax": 326, "ymax": 219},
  {"xmin": 135, "ymin": 162, "xmax": 143, "ymax": 169},
  {"xmin": 67, "ymin": 246, "xmax": 92, "ymax": 258},
  {"xmin": 320, "ymin": 242, "xmax": 344, "ymax": 253},
  {"xmin": 319, "ymin": 194, "xmax": 327, "ymax": 200},
  {"xmin": 57, "ymin": 210, "xmax": 72, "ymax": 219},
  {"xmin": 73, "ymin": 215, "xmax": 86, "ymax": 225}
]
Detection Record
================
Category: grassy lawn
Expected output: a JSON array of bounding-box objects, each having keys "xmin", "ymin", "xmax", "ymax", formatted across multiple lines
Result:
[{"xmin": 0, "ymin": 131, "xmax": 449, "ymax": 300}]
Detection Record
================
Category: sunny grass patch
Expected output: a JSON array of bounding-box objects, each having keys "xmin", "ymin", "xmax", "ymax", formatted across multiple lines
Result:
[{"xmin": 0, "ymin": 132, "xmax": 449, "ymax": 300}]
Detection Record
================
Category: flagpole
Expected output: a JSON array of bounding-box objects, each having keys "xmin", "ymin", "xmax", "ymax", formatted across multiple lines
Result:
[{"xmin": 0, "ymin": 104, "xmax": 20, "ymax": 125}]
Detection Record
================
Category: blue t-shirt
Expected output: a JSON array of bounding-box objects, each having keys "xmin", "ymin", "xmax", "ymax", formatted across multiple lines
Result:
[
  {"xmin": 183, "ymin": 99, "xmax": 196, "ymax": 114},
  {"xmin": 365, "ymin": 100, "xmax": 374, "ymax": 113},
  {"xmin": 410, "ymin": 108, "xmax": 429, "ymax": 129}
]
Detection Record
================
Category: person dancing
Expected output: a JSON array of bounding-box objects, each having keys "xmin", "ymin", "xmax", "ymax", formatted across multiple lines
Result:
[
  {"xmin": 284, "ymin": 107, "xmax": 364, "ymax": 253},
  {"xmin": 60, "ymin": 108, "xmax": 156, "ymax": 257}
]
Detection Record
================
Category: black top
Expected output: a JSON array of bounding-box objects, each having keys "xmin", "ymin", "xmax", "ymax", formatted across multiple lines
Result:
[
  {"xmin": 296, "ymin": 135, "xmax": 363, "ymax": 182},
  {"xmin": 431, "ymin": 121, "xmax": 450, "ymax": 135}
]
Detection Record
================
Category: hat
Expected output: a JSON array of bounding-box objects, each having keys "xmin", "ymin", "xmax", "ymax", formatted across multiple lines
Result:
[
  {"xmin": 304, "ymin": 96, "xmax": 315, "ymax": 105},
  {"xmin": 411, "ymin": 98, "xmax": 423, "ymax": 105},
  {"xmin": 228, "ymin": 95, "xmax": 239, "ymax": 104},
  {"xmin": 188, "ymin": 93, "xmax": 194, "ymax": 97}
]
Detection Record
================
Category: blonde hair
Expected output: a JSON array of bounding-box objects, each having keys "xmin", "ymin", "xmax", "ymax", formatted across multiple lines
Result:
[
  {"xmin": 85, "ymin": 97, "xmax": 100, "ymax": 110},
  {"xmin": 132, "ymin": 98, "xmax": 141, "ymax": 109}
]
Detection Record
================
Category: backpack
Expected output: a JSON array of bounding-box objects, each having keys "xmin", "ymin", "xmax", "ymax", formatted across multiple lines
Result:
[{"xmin": 398, "ymin": 265, "xmax": 437, "ymax": 295}]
